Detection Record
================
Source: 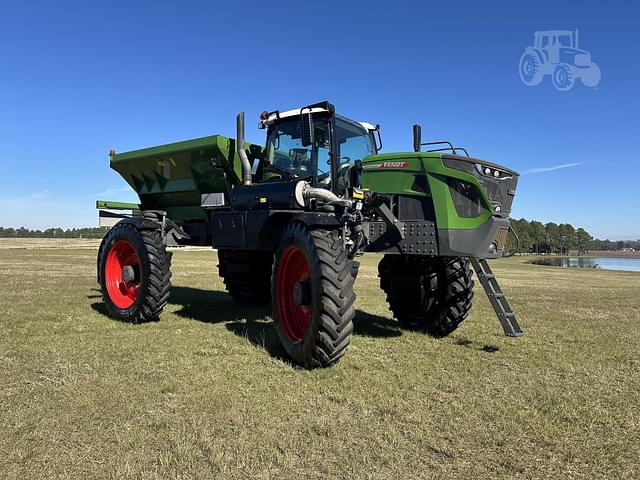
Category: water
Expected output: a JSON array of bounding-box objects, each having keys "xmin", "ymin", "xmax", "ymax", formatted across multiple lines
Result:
[{"xmin": 529, "ymin": 256, "xmax": 640, "ymax": 272}]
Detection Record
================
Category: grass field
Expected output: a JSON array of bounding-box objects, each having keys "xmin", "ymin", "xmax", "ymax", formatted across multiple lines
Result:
[{"xmin": 1, "ymin": 242, "xmax": 639, "ymax": 479}]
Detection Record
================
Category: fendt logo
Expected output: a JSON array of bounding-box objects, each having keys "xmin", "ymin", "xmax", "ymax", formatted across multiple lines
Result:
[
  {"xmin": 377, "ymin": 161, "xmax": 409, "ymax": 169},
  {"xmin": 518, "ymin": 29, "xmax": 601, "ymax": 91}
]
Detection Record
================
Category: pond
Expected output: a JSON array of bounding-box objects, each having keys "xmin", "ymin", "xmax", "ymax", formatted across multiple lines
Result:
[{"xmin": 529, "ymin": 257, "xmax": 640, "ymax": 272}]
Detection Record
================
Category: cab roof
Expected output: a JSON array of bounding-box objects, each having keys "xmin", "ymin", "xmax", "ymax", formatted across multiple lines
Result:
[
  {"xmin": 534, "ymin": 30, "xmax": 573, "ymax": 36},
  {"xmin": 260, "ymin": 107, "xmax": 376, "ymax": 132}
]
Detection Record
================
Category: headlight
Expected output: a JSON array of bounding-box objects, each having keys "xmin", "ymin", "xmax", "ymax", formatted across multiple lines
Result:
[{"xmin": 475, "ymin": 164, "xmax": 512, "ymax": 180}]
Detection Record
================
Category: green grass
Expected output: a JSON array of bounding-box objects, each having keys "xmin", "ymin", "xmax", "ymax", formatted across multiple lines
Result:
[{"xmin": 1, "ymin": 245, "xmax": 639, "ymax": 479}]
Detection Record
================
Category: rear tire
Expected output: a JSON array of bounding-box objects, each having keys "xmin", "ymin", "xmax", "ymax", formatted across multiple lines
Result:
[
  {"xmin": 97, "ymin": 233, "xmax": 108, "ymax": 282},
  {"xmin": 519, "ymin": 52, "xmax": 543, "ymax": 86},
  {"xmin": 272, "ymin": 224, "xmax": 355, "ymax": 368},
  {"xmin": 218, "ymin": 249, "xmax": 272, "ymax": 306},
  {"xmin": 379, "ymin": 255, "xmax": 473, "ymax": 336},
  {"xmin": 98, "ymin": 221, "xmax": 172, "ymax": 322}
]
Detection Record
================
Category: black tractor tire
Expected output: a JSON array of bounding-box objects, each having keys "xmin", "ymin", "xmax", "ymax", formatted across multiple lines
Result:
[
  {"xmin": 272, "ymin": 223, "xmax": 355, "ymax": 368},
  {"xmin": 379, "ymin": 255, "xmax": 474, "ymax": 337},
  {"xmin": 218, "ymin": 249, "xmax": 273, "ymax": 306},
  {"xmin": 97, "ymin": 233, "xmax": 108, "ymax": 282},
  {"xmin": 98, "ymin": 221, "xmax": 172, "ymax": 322}
]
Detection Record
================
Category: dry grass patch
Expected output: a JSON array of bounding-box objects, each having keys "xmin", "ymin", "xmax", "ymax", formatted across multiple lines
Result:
[{"xmin": 1, "ymin": 244, "xmax": 639, "ymax": 479}]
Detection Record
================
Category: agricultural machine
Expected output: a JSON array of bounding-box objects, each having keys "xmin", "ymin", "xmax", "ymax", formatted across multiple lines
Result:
[
  {"xmin": 519, "ymin": 29, "xmax": 601, "ymax": 91},
  {"xmin": 97, "ymin": 101, "xmax": 522, "ymax": 368}
]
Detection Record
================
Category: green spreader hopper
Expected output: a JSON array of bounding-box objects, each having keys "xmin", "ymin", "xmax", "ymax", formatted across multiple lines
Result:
[{"xmin": 107, "ymin": 135, "xmax": 262, "ymax": 223}]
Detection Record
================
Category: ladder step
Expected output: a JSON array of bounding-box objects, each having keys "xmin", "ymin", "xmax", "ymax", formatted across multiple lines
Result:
[{"xmin": 470, "ymin": 257, "xmax": 523, "ymax": 338}]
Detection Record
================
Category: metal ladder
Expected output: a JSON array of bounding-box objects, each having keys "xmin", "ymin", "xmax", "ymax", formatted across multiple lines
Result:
[{"xmin": 470, "ymin": 258, "xmax": 523, "ymax": 337}]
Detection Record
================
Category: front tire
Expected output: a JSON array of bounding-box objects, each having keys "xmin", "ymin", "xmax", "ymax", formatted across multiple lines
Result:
[
  {"xmin": 552, "ymin": 64, "xmax": 575, "ymax": 91},
  {"xmin": 272, "ymin": 224, "xmax": 355, "ymax": 368},
  {"xmin": 98, "ymin": 221, "xmax": 172, "ymax": 322},
  {"xmin": 379, "ymin": 255, "xmax": 474, "ymax": 336}
]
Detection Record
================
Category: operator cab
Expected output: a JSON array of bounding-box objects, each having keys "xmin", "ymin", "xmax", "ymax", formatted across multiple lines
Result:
[{"xmin": 259, "ymin": 103, "xmax": 379, "ymax": 196}]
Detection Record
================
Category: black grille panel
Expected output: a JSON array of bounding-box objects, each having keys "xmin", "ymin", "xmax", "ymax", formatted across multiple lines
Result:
[
  {"xmin": 447, "ymin": 178, "xmax": 485, "ymax": 218},
  {"xmin": 397, "ymin": 195, "xmax": 436, "ymax": 221},
  {"xmin": 442, "ymin": 155, "xmax": 519, "ymax": 216}
]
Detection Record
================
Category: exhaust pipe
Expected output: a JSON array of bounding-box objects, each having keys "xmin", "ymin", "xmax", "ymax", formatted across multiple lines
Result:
[
  {"xmin": 413, "ymin": 124, "xmax": 422, "ymax": 152},
  {"xmin": 236, "ymin": 112, "xmax": 252, "ymax": 185},
  {"xmin": 294, "ymin": 181, "xmax": 341, "ymax": 207}
]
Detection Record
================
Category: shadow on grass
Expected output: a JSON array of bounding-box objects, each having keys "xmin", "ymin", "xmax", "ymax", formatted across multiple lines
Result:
[
  {"xmin": 170, "ymin": 286, "xmax": 403, "ymax": 364},
  {"xmin": 169, "ymin": 286, "xmax": 401, "ymax": 333},
  {"xmin": 454, "ymin": 338, "xmax": 500, "ymax": 353},
  {"xmin": 222, "ymin": 306, "xmax": 402, "ymax": 365},
  {"xmin": 90, "ymin": 302, "xmax": 161, "ymax": 323},
  {"xmin": 90, "ymin": 285, "xmax": 403, "ymax": 362}
]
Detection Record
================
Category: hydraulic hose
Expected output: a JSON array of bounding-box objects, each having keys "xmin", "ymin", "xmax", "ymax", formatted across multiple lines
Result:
[{"xmin": 503, "ymin": 224, "xmax": 520, "ymax": 258}]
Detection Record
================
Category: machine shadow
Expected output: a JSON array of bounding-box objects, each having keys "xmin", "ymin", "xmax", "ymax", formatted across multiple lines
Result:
[
  {"xmin": 90, "ymin": 285, "xmax": 402, "ymax": 361},
  {"xmin": 454, "ymin": 337, "xmax": 500, "ymax": 353},
  {"xmin": 169, "ymin": 286, "xmax": 401, "ymax": 333},
  {"xmin": 89, "ymin": 301, "xmax": 161, "ymax": 323},
  {"xmin": 170, "ymin": 286, "xmax": 403, "ymax": 360}
]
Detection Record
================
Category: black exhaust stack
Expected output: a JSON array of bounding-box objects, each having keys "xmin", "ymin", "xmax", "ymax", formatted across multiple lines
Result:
[{"xmin": 413, "ymin": 124, "xmax": 422, "ymax": 152}]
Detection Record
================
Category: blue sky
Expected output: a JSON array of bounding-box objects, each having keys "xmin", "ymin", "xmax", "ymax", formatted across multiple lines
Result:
[{"xmin": 0, "ymin": 0, "xmax": 638, "ymax": 239}]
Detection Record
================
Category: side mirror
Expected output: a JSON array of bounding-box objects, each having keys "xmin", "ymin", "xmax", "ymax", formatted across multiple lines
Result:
[
  {"xmin": 301, "ymin": 111, "xmax": 314, "ymax": 147},
  {"xmin": 413, "ymin": 124, "xmax": 422, "ymax": 152}
]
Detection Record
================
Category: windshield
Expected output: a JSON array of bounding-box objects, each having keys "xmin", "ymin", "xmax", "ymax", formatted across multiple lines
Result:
[
  {"xmin": 265, "ymin": 114, "xmax": 374, "ymax": 192},
  {"xmin": 557, "ymin": 34, "xmax": 573, "ymax": 47},
  {"xmin": 333, "ymin": 115, "xmax": 374, "ymax": 193},
  {"xmin": 266, "ymin": 117, "xmax": 331, "ymax": 181}
]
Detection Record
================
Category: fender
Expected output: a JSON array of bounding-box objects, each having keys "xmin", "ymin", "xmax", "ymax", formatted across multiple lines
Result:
[
  {"xmin": 292, "ymin": 212, "xmax": 342, "ymax": 229},
  {"xmin": 115, "ymin": 211, "xmax": 190, "ymax": 246},
  {"xmin": 525, "ymin": 46, "xmax": 547, "ymax": 64}
]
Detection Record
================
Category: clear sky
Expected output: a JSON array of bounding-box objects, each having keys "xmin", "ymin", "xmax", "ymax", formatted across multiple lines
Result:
[{"xmin": 0, "ymin": 0, "xmax": 638, "ymax": 239}]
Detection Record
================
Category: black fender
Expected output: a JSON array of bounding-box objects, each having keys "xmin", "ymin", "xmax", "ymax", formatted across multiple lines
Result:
[
  {"xmin": 113, "ymin": 211, "xmax": 189, "ymax": 246},
  {"xmin": 248, "ymin": 211, "xmax": 341, "ymax": 251},
  {"xmin": 292, "ymin": 212, "xmax": 342, "ymax": 229},
  {"xmin": 211, "ymin": 210, "xmax": 341, "ymax": 252}
]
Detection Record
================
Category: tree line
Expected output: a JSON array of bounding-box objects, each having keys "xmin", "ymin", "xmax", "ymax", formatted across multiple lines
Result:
[
  {"xmin": 0, "ymin": 226, "xmax": 108, "ymax": 239},
  {"xmin": 0, "ymin": 221, "xmax": 638, "ymax": 253},
  {"xmin": 507, "ymin": 218, "xmax": 639, "ymax": 254}
]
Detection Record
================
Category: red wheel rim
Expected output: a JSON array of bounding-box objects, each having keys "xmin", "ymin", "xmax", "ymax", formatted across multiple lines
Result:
[
  {"xmin": 105, "ymin": 240, "xmax": 141, "ymax": 309},
  {"xmin": 277, "ymin": 245, "xmax": 312, "ymax": 342}
]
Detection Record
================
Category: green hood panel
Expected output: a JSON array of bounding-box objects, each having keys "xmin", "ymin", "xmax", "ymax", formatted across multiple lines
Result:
[{"xmin": 361, "ymin": 152, "xmax": 503, "ymax": 230}]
